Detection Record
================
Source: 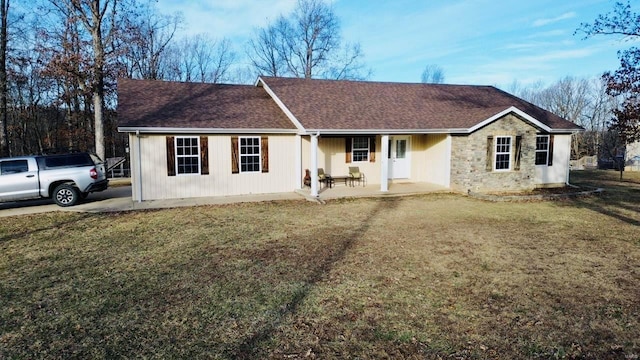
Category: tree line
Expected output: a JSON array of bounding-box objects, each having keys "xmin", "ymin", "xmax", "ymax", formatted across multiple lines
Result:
[
  {"xmin": 0, "ymin": 0, "xmax": 370, "ymax": 161},
  {"xmin": 0, "ymin": 0, "xmax": 637, "ymax": 171}
]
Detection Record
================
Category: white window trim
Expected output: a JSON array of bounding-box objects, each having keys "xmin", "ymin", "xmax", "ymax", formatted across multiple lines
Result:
[
  {"xmin": 175, "ymin": 136, "xmax": 201, "ymax": 176},
  {"xmin": 352, "ymin": 137, "xmax": 370, "ymax": 162},
  {"xmin": 494, "ymin": 136, "xmax": 512, "ymax": 172},
  {"xmin": 239, "ymin": 136, "xmax": 261, "ymax": 173},
  {"xmin": 535, "ymin": 135, "xmax": 550, "ymax": 166}
]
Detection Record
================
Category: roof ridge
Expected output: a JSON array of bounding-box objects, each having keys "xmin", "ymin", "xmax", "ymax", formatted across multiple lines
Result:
[{"xmin": 260, "ymin": 75, "xmax": 497, "ymax": 88}]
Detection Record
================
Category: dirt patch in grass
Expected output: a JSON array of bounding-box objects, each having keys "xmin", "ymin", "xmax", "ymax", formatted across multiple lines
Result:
[{"xmin": 1, "ymin": 171, "xmax": 639, "ymax": 359}]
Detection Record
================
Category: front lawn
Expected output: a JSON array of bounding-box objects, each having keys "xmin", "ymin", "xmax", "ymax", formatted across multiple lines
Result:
[{"xmin": 1, "ymin": 170, "xmax": 639, "ymax": 359}]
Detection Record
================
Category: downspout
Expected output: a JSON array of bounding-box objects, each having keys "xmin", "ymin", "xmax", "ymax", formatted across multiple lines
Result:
[{"xmin": 136, "ymin": 130, "xmax": 143, "ymax": 202}]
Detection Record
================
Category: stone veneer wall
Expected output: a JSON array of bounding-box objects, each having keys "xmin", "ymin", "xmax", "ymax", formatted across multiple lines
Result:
[{"xmin": 450, "ymin": 114, "xmax": 539, "ymax": 192}]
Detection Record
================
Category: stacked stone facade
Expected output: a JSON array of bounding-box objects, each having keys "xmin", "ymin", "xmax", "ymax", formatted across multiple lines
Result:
[{"xmin": 450, "ymin": 114, "xmax": 539, "ymax": 192}]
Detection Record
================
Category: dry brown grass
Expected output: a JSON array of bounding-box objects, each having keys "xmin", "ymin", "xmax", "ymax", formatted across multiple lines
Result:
[{"xmin": 1, "ymin": 170, "xmax": 638, "ymax": 359}]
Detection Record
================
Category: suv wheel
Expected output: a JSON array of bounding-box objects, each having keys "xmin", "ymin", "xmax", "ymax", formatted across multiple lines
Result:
[{"xmin": 53, "ymin": 184, "xmax": 80, "ymax": 207}]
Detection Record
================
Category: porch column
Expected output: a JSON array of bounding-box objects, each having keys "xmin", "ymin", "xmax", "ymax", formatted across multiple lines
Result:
[
  {"xmin": 295, "ymin": 134, "xmax": 302, "ymax": 189},
  {"xmin": 310, "ymin": 133, "xmax": 319, "ymax": 197},
  {"xmin": 380, "ymin": 134, "xmax": 389, "ymax": 192}
]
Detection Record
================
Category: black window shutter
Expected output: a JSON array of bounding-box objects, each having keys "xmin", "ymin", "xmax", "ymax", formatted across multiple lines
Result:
[
  {"xmin": 345, "ymin": 138, "xmax": 352, "ymax": 163},
  {"xmin": 261, "ymin": 136, "xmax": 269, "ymax": 173},
  {"xmin": 231, "ymin": 136, "xmax": 239, "ymax": 174},
  {"xmin": 514, "ymin": 135, "xmax": 522, "ymax": 171},
  {"xmin": 486, "ymin": 136, "xmax": 494, "ymax": 171},
  {"xmin": 369, "ymin": 136, "xmax": 376, "ymax": 162},
  {"xmin": 548, "ymin": 135, "xmax": 554, "ymax": 166},
  {"xmin": 166, "ymin": 136, "xmax": 176, "ymax": 176},
  {"xmin": 200, "ymin": 136, "xmax": 209, "ymax": 175}
]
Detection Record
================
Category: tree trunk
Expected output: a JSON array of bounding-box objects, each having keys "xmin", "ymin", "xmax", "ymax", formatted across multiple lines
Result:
[
  {"xmin": 0, "ymin": 0, "xmax": 8, "ymax": 157},
  {"xmin": 89, "ymin": 0, "xmax": 105, "ymax": 161}
]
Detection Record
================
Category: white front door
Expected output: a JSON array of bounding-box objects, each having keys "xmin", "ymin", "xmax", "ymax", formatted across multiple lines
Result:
[{"xmin": 388, "ymin": 136, "xmax": 411, "ymax": 179}]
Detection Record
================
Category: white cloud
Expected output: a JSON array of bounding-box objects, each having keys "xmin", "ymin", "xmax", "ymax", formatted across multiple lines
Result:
[
  {"xmin": 158, "ymin": 0, "xmax": 297, "ymax": 39},
  {"xmin": 532, "ymin": 12, "xmax": 576, "ymax": 27}
]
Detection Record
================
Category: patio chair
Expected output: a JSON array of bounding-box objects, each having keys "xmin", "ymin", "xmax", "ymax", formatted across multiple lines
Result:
[
  {"xmin": 318, "ymin": 168, "xmax": 332, "ymax": 188},
  {"xmin": 348, "ymin": 166, "xmax": 365, "ymax": 187}
]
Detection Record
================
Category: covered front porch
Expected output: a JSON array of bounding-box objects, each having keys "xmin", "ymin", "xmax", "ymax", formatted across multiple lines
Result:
[
  {"xmin": 295, "ymin": 181, "xmax": 450, "ymax": 201},
  {"xmin": 298, "ymin": 133, "xmax": 452, "ymax": 198}
]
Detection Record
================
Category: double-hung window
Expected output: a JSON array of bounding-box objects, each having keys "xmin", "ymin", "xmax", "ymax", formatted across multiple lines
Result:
[
  {"xmin": 495, "ymin": 136, "xmax": 512, "ymax": 171},
  {"xmin": 240, "ymin": 137, "xmax": 261, "ymax": 172},
  {"xmin": 176, "ymin": 137, "xmax": 200, "ymax": 174},
  {"xmin": 535, "ymin": 135, "xmax": 549, "ymax": 165},
  {"xmin": 352, "ymin": 137, "xmax": 370, "ymax": 162}
]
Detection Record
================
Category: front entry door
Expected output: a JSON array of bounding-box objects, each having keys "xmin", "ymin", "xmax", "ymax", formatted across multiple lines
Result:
[{"xmin": 388, "ymin": 136, "xmax": 410, "ymax": 179}]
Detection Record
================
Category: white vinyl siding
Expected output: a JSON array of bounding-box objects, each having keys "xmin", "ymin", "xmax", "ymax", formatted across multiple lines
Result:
[
  {"xmin": 130, "ymin": 134, "xmax": 296, "ymax": 201},
  {"xmin": 535, "ymin": 134, "xmax": 571, "ymax": 185}
]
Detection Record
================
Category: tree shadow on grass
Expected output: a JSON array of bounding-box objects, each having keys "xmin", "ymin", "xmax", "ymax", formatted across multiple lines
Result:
[
  {"xmin": 229, "ymin": 198, "xmax": 400, "ymax": 359},
  {"xmin": 563, "ymin": 174, "xmax": 640, "ymax": 227},
  {"xmin": 0, "ymin": 213, "xmax": 93, "ymax": 244}
]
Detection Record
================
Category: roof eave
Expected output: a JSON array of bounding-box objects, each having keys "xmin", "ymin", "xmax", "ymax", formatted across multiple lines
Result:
[
  {"xmin": 468, "ymin": 106, "xmax": 583, "ymax": 134},
  {"xmin": 117, "ymin": 127, "xmax": 299, "ymax": 134},
  {"xmin": 300, "ymin": 128, "xmax": 469, "ymax": 135}
]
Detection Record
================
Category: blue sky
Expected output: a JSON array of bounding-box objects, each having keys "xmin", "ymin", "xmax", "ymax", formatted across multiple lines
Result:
[{"xmin": 157, "ymin": 0, "xmax": 635, "ymax": 88}]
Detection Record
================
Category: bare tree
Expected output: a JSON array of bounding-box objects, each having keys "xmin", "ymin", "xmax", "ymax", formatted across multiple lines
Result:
[
  {"xmin": 50, "ymin": 0, "xmax": 122, "ymax": 162},
  {"xmin": 0, "ymin": 0, "xmax": 8, "ymax": 156},
  {"xmin": 421, "ymin": 64, "xmax": 445, "ymax": 84},
  {"xmin": 508, "ymin": 77, "xmax": 618, "ymax": 159},
  {"xmin": 324, "ymin": 42, "xmax": 370, "ymax": 80},
  {"xmin": 164, "ymin": 35, "xmax": 236, "ymax": 83},
  {"xmin": 119, "ymin": 7, "xmax": 181, "ymax": 80},
  {"xmin": 247, "ymin": 0, "xmax": 369, "ymax": 80},
  {"xmin": 534, "ymin": 77, "xmax": 591, "ymax": 124},
  {"xmin": 192, "ymin": 36, "xmax": 235, "ymax": 83},
  {"xmin": 247, "ymin": 24, "xmax": 286, "ymax": 77}
]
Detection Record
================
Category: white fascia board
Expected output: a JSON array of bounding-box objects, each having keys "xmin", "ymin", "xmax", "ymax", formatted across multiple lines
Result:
[
  {"xmin": 300, "ymin": 128, "xmax": 468, "ymax": 135},
  {"xmin": 257, "ymin": 77, "xmax": 306, "ymax": 132},
  {"xmin": 466, "ymin": 106, "xmax": 582, "ymax": 134},
  {"xmin": 118, "ymin": 127, "xmax": 299, "ymax": 134}
]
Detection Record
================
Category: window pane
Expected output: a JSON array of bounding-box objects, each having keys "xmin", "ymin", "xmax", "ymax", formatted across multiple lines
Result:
[
  {"xmin": 240, "ymin": 137, "xmax": 261, "ymax": 172},
  {"xmin": 396, "ymin": 140, "xmax": 406, "ymax": 159},
  {"xmin": 352, "ymin": 137, "xmax": 369, "ymax": 162},
  {"xmin": 535, "ymin": 136, "xmax": 549, "ymax": 165},
  {"xmin": 353, "ymin": 137, "xmax": 368, "ymax": 149},
  {"xmin": 496, "ymin": 154, "xmax": 510, "ymax": 170},
  {"xmin": 176, "ymin": 137, "xmax": 200, "ymax": 174},
  {"xmin": 536, "ymin": 136, "xmax": 548, "ymax": 151},
  {"xmin": 353, "ymin": 150, "xmax": 368, "ymax": 162},
  {"xmin": 178, "ymin": 157, "xmax": 199, "ymax": 174},
  {"xmin": 495, "ymin": 136, "xmax": 511, "ymax": 170},
  {"xmin": 535, "ymin": 152, "xmax": 548, "ymax": 165}
]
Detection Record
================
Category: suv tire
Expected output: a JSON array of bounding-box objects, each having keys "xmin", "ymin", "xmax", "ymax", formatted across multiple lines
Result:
[{"xmin": 53, "ymin": 184, "xmax": 80, "ymax": 207}]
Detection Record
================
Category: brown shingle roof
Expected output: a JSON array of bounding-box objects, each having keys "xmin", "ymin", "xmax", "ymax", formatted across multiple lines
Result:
[
  {"xmin": 117, "ymin": 78, "xmax": 296, "ymax": 130},
  {"xmin": 259, "ymin": 76, "xmax": 582, "ymax": 132}
]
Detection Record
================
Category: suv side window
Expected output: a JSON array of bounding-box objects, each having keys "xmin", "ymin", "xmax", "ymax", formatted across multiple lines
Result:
[{"xmin": 0, "ymin": 160, "xmax": 29, "ymax": 174}]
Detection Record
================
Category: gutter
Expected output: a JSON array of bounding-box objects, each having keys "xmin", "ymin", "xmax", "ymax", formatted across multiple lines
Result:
[
  {"xmin": 118, "ymin": 127, "xmax": 299, "ymax": 134},
  {"xmin": 299, "ymin": 128, "xmax": 582, "ymax": 136}
]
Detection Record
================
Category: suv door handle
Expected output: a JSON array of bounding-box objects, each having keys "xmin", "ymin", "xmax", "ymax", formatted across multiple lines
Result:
[{"xmin": 26, "ymin": 174, "xmax": 35, "ymax": 178}]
